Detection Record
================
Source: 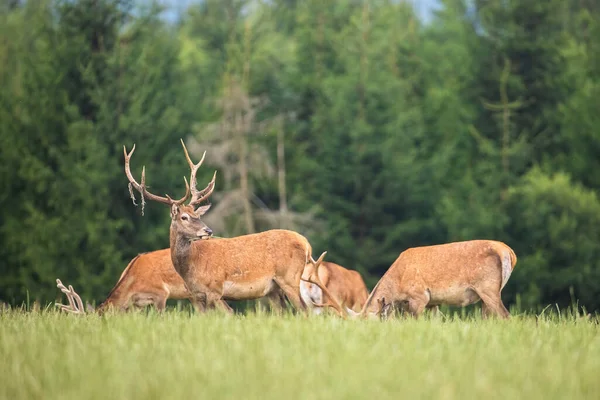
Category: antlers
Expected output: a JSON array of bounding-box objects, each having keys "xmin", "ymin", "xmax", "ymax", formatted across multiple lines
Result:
[
  {"xmin": 55, "ymin": 279, "xmax": 85, "ymax": 314},
  {"xmin": 180, "ymin": 139, "xmax": 216, "ymax": 207},
  {"xmin": 301, "ymin": 251, "xmax": 327, "ymax": 285},
  {"xmin": 311, "ymin": 252, "xmax": 327, "ymax": 271},
  {"xmin": 124, "ymin": 141, "xmax": 216, "ymax": 211},
  {"xmin": 123, "ymin": 145, "xmax": 191, "ymax": 209}
]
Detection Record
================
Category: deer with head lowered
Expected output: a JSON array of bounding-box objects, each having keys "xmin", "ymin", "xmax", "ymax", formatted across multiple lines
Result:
[
  {"xmin": 346, "ymin": 240, "xmax": 517, "ymax": 319},
  {"xmin": 55, "ymin": 249, "xmax": 193, "ymax": 314},
  {"xmin": 123, "ymin": 140, "xmax": 344, "ymax": 316},
  {"xmin": 55, "ymin": 248, "xmax": 289, "ymax": 314},
  {"xmin": 55, "ymin": 248, "xmax": 292, "ymax": 314},
  {"xmin": 300, "ymin": 257, "xmax": 369, "ymax": 315}
]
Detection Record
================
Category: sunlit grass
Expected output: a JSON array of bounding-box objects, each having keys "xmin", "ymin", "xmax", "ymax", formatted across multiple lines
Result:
[{"xmin": 0, "ymin": 308, "xmax": 598, "ymax": 400}]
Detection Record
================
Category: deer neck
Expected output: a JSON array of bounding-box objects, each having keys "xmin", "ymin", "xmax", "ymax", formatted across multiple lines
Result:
[
  {"xmin": 169, "ymin": 225, "xmax": 194, "ymax": 278},
  {"xmin": 358, "ymin": 279, "xmax": 386, "ymax": 318}
]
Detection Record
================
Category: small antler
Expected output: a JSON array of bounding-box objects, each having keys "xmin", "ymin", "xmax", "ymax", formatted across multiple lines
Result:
[
  {"xmin": 180, "ymin": 139, "xmax": 217, "ymax": 207},
  {"xmin": 55, "ymin": 279, "xmax": 85, "ymax": 314},
  {"xmin": 301, "ymin": 252, "xmax": 346, "ymax": 318},
  {"xmin": 311, "ymin": 252, "xmax": 327, "ymax": 272},
  {"xmin": 124, "ymin": 144, "xmax": 191, "ymax": 207}
]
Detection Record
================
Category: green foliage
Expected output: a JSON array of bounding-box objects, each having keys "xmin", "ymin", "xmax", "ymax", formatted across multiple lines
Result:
[
  {"xmin": 1, "ymin": 0, "xmax": 600, "ymax": 311},
  {"xmin": 506, "ymin": 168, "xmax": 600, "ymax": 309},
  {"xmin": 0, "ymin": 0, "xmax": 195, "ymax": 302}
]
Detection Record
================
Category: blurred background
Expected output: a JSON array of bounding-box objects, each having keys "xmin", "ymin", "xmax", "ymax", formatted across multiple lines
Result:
[{"xmin": 1, "ymin": 0, "xmax": 599, "ymax": 311}]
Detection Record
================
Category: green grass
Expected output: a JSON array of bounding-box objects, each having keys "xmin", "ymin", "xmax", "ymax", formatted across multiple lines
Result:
[{"xmin": 1, "ymin": 309, "xmax": 599, "ymax": 400}]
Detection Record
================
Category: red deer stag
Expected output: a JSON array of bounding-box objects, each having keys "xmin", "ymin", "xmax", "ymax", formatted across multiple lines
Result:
[
  {"xmin": 347, "ymin": 240, "xmax": 517, "ymax": 319},
  {"xmin": 123, "ymin": 140, "xmax": 345, "ymax": 316},
  {"xmin": 300, "ymin": 256, "xmax": 369, "ymax": 315}
]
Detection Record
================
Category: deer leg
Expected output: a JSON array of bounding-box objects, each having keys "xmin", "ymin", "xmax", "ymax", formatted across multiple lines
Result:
[
  {"xmin": 215, "ymin": 300, "xmax": 234, "ymax": 314},
  {"xmin": 274, "ymin": 280, "xmax": 306, "ymax": 312},
  {"xmin": 265, "ymin": 290, "xmax": 287, "ymax": 314},
  {"xmin": 155, "ymin": 295, "xmax": 167, "ymax": 312},
  {"xmin": 427, "ymin": 305, "xmax": 439, "ymax": 315},
  {"xmin": 481, "ymin": 303, "xmax": 491, "ymax": 318},
  {"xmin": 204, "ymin": 292, "xmax": 233, "ymax": 314},
  {"xmin": 405, "ymin": 291, "xmax": 430, "ymax": 318},
  {"xmin": 474, "ymin": 289, "xmax": 510, "ymax": 319},
  {"xmin": 501, "ymin": 302, "xmax": 510, "ymax": 316}
]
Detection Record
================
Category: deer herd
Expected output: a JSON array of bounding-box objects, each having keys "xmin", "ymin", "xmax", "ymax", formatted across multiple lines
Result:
[{"xmin": 56, "ymin": 140, "xmax": 518, "ymax": 320}]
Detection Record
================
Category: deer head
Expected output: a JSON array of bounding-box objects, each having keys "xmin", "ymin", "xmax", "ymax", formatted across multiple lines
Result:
[
  {"xmin": 344, "ymin": 296, "xmax": 392, "ymax": 320},
  {"xmin": 378, "ymin": 297, "xmax": 393, "ymax": 319},
  {"xmin": 124, "ymin": 140, "xmax": 217, "ymax": 242}
]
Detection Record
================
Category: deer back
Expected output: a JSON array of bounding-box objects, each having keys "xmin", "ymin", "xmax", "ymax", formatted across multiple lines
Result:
[{"xmin": 184, "ymin": 229, "xmax": 311, "ymax": 284}]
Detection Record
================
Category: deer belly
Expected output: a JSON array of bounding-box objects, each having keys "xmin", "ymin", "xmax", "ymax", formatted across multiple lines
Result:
[
  {"xmin": 300, "ymin": 281, "xmax": 323, "ymax": 309},
  {"xmin": 429, "ymin": 286, "xmax": 480, "ymax": 307},
  {"xmin": 222, "ymin": 278, "xmax": 277, "ymax": 300}
]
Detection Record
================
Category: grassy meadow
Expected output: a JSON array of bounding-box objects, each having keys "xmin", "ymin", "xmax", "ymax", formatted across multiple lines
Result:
[{"xmin": 1, "ymin": 308, "xmax": 599, "ymax": 400}]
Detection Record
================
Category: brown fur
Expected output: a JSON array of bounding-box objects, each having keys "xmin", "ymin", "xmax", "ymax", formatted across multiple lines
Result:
[
  {"xmin": 300, "ymin": 261, "xmax": 369, "ymax": 313},
  {"xmin": 356, "ymin": 240, "xmax": 517, "ymax": 319},
  {"xmin": 96, "ymin": 249, "xmax": 192, "ymax": 313},
  {"xmin": 95, "ymin": 247, "xmax": 289, "ymax": 314},
  {"xmin": 123, "ymin": 142, "xmax": 345, "ymax": 316},
  {"xmin": 168, "ymin": 205, "xmax": 344, "ymax": 316}
]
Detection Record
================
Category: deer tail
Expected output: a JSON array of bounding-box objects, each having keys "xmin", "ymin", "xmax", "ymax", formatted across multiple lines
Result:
[{"xmin": 500, "ymin": 246, "xmax": 517, "ymax": 290}]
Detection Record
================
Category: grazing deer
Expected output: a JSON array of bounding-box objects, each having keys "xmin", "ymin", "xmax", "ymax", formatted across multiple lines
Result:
[
  {"xmin": 55, "ymin": 249, "xmax": 191, "ymax": 314},
  {"xmin": 56, "ymin": 249, "xmax": 289, "ymax": 314},
  {"xmin": 123, "ymin": 140, "xmax": 345, "ymax": 316},
  {"xmin": 347, "ymin": 240, "xmax": 517, "ymax": 319},
  {"xmin": 300, "ymin": 257, "xmax": 369, "ymax": 315}
]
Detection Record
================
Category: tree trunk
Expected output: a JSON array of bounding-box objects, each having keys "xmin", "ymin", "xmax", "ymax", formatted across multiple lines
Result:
[
  {"xmin": 277, "ymin": 125, "xmax": 288, "ymax": 228},
  {"xmin": 239, "ymin": 111, "xmax": 255, "ymax": 234}
]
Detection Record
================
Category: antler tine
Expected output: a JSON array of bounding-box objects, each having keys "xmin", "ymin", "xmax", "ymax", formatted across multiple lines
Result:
[
  {"xmin": 311, "ymin": 251, "xmax": 327, "ymax": 270},
  {"xmin": 55, "ymin": 279, "xmax": 85, "ymax": 314},
  {"xmin": 180, "ymin": 138, "xmax": 206, "ymax": 194},
  {"xmin": 56, "ymin": 279, "xmax": 76, "ymax": 312},
  {"xmin": 69, "ymin": 284, "xmax": 85, "ymax": 313},
  {"xmin": 179, "ymin": 139, "xmax": 217, "ymax": 207},
  {"xmin": 190, "ymin": 171, "xmax": 217, "ymax": 207},
  {"xmin": 124, "ymin": 144, "xmax": 190, "ymax": 206}
]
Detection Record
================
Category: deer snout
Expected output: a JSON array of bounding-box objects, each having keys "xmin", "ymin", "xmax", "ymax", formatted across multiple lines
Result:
[{"xmin": 197, "ymin": 226, "xmax": 213, "ymax": 239}]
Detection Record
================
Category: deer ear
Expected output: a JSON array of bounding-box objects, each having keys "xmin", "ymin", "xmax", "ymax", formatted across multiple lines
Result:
[
  {"xmin": 170, "ymin": 204, "xmax": 179, "ymax": 219},
  {"xmin": 195, "ymin": 204, "xmax": 212, "ymax": 215},
  {"xmin": 377, "ymin": 297, "xmax": 387, "ymax": 312},
  {"xmin": 382, "ymin": 303, "xmax": 392, "ymax": 315}
]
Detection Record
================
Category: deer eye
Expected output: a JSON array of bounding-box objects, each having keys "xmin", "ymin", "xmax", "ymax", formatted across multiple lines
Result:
[{"xmin": 181, "ymin": 214, "xmax": 189, "ymax": 221}]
